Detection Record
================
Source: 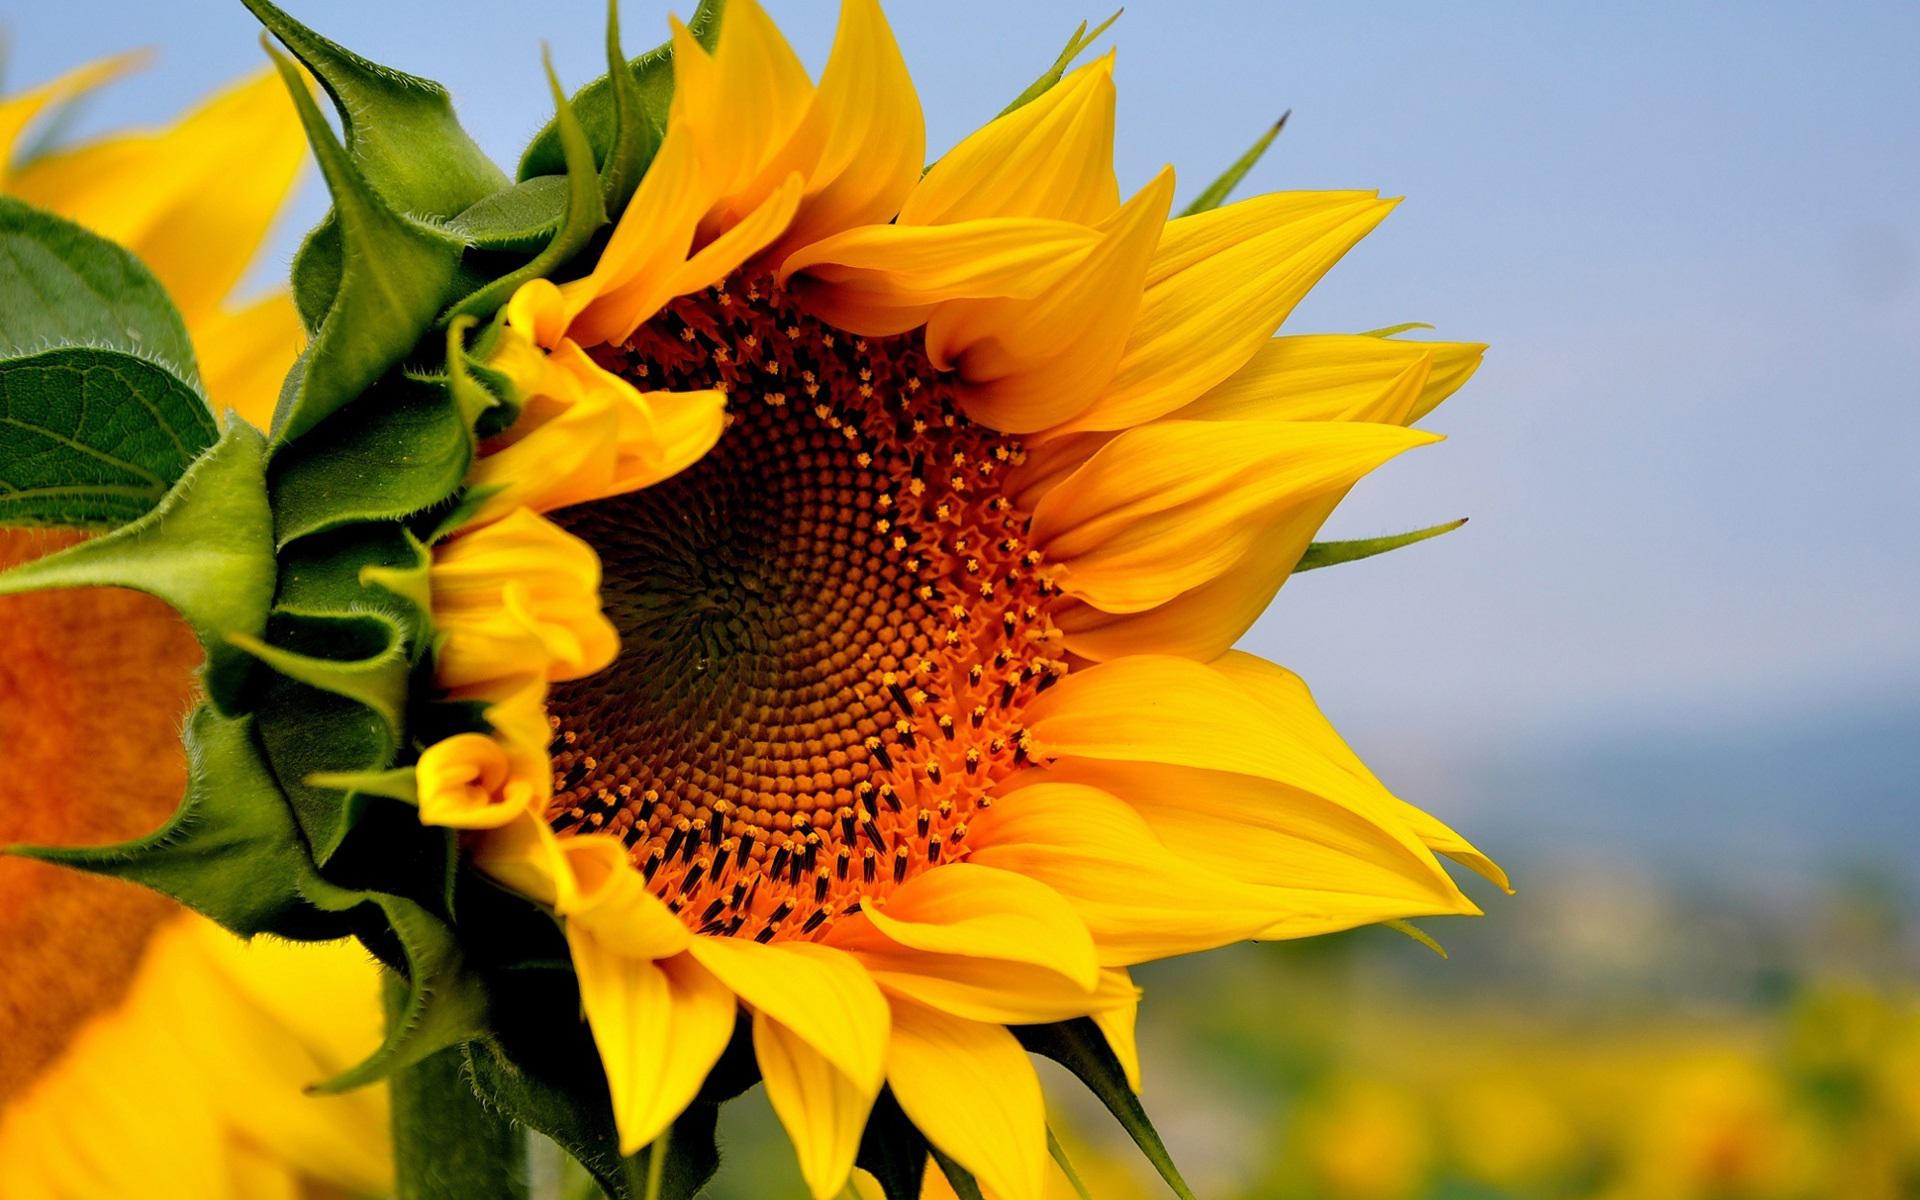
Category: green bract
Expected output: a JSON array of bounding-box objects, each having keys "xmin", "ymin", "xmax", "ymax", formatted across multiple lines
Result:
[{"xmin": 0, "ymin": 5, "xmax": 1457, "ymax": 1197}]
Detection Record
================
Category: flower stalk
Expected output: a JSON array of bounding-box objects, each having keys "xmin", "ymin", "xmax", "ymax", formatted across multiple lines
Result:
[{"xmin": 385, "ymin": 971, "xmax": 528, "ymax": 1200}]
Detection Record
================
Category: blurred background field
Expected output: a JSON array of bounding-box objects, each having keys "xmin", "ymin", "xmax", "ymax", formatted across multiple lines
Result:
[{"xmin": 7, "ymin": 1, "xmax": 1915, "ymax": 1196}]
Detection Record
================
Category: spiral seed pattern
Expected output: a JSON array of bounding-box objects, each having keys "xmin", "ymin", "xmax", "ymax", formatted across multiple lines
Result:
[{"xmin": 546, "ymin": 275, "xmax": 1067, "ymax": 941}]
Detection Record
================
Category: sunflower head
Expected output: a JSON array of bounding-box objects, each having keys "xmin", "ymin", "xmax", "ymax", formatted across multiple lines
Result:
[{"xmin": 0, "ymin": 2, "xmax": 1504, "ymax": 1197}]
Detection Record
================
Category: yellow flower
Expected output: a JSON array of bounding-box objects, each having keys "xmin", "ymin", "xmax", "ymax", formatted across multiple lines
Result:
[
  {"xmin": 1, "ymin": 56, "xmax": 384, "ymax": 1199},
  {"xmin": 0, "ymin": 919, "xmax": 390, "ymax": 1200},
  {"xmin": 418, "ymin": 3, "xmax": 1505, "ymax": 1196},
  {"xmin": 0, "ymin": 55, "xmax": 307, "ymax": 427}
]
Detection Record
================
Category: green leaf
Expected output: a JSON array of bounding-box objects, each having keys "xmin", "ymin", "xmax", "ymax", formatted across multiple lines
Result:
[
  {"xmin": 0, "ymin": 196, "xmax": 202, "ymax": 388},
  {"xmin": 304, "ymin": 885, "xmax": 489, "ymax": 1092},
  {"xmin": 4, "ymin": 705, "xmax": 347, "ymax": 940},
  {"xmin": 261, "ymin": 41, "xmax": 467, "ymax": 448},
  {"xmin": 856, "ymin": 1089, "xmax": 930, "ymax": 1200},
  {"xmin": 255, "ymin": 670, "xmax": 398, "ymax": 861},
  {"xmin": 0, "ymin": 420, "xmax": 274, "ymax": 714},
  {"xmin": 1295, "ymin": 517, "xmax": 1468, "ymax": 573},
  {"xmin": 1048, "ymin": 1128, "xmax": 1094, "ymax": 1200},
  {"xmin": 269, "ymin": 375, "xmax": 472, "ymax": 545},
  {"xmin": 929, "ymin": 1145, "xmax": 986, "ymax": 1200},
  {"xmin": 444, "ymin": 48, "xmax": 610, "ymax": 324},
  {"xmin": 276, "ymin": 522, "xmax": 432, "ymax": 636},
  {"xmin": 0, "ymin": 348, "xmax": 217, "ymax": 528},
  {"xmin": 999, "ymin": 10, "xmax": 1121, "ymax": 117},
  {"xmin": 515, "ymin": 0, "xmax": 724, "ymax": 187},
  {"xmin": 238, "ymin": 0, "xmax": 506, "ymax": 219},
  {"xmin": 1178, "ymin": 111, "xmax": 1289, "ymax": 217},
  {"xmin": 1014, "ymin": 1018, "xmax": 1198, "ymax": 1200},
  {"xmin": 230, "ymin": 610, "xmax": 410, "ymax": 736},
  {"xmin": 447, "ymin": 175, "xmax": 571, "ymax": 252},
  {"xmin": 290, "ymin": 214, "xmax": 341, "ymax": 333}
]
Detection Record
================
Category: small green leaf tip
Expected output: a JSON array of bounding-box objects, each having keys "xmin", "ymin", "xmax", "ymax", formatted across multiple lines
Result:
[
  {"xmin": 238, "ymin": 0, "xmax": 506, "ymax": 217},
  {"xmin": 1295, "ymin": 517, "xmax": 1469, "ymax": 573},
  {"xmin": 443, "ymin": 45, "xmax": 610, "ymax": 324},
  {"xmin": 1015, "ymin": 1019, "xmax": 1199, "ymax": 1200},
  {"xmin": 1001, "ymin": 9, "xmax": 1122, "ymax": 117},
  {"xmin": 260, "ymin": 38, "xmax": 466, "ymax": 449},
  {"xmin": 1179, "ymin": 110, "xmax": 1290, "ymax": 217}
]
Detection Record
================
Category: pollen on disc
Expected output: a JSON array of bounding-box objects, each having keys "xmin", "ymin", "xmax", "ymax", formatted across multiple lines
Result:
[{"xmin": 544, "ymin": 274, "xmax": 1066, "ymax": 942}]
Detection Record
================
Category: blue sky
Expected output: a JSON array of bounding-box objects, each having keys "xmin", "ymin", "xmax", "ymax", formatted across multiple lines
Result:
[{"xmin": 8, "ymin": 2, "xmax": 1917, "ymax": 856}]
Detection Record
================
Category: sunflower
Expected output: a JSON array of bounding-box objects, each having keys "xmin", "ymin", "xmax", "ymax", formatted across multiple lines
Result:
[
  {"xmin": 407, "ymin": 3, "xmax": 1507, "ymax": 1196},
  {"xmin": 0, "ymin": 56, "xmax": 387, "ymax": 1199}
]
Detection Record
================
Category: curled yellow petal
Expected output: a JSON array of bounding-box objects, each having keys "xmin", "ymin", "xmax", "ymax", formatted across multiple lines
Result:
[
  {"xmin": 428, "ymin": 507, "xmax": 619, "ymax": 693},
  {"xmin": 414, "ymin": 733, "xmax": 539, "ymax": 830}
]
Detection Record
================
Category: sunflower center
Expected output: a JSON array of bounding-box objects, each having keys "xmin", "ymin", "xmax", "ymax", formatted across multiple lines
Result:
[{"xmin": 545, "ymin": 275, "xmax": 1065, "ymax": 940}]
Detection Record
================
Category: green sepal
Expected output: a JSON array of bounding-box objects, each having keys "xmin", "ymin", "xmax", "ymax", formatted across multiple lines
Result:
[
  {"xmin": 445, "ymin": 49, "xmax": 610, "ymax": 325},
  {"xmin": 1178, "ymin": 111, "xmax": 1289, "ymax": 217},
  {"xmin": 0, "ymin": 195, "xmax": 202, "ymax": 389},
  {"xmin": 930, "ymin": 1145, "xmax": 986, "ymax": 1200},
  {"xmin": 1048, "ymin": 1128, "xmax": 1094, "ymax": 1200},
  {"xmin": 3, "ymin": 704, "xmax": 347, "ymax": 940},
  {"xmin": 308, "ymin": 767, "xmax": 419, "ymax": 804},
  {"xmin": 0, "ymin": 348, "xmax": 218, "ymax": 529},
  {"xmin": 856, "ymin": 1089, "xmax": 931, "ymax": 1200},
  {"xmin": 302, "ymin": 881, "xmax": 489, "ymax": 1093},
  {"xmin": 238, "ymin": 0, "xmax": 506, "ymax": 219},
  {"xmin": 255, "ymin": 670, "xmax": 398, "ymax": 862},
  {"xmin": 229, "ymin": 610, "xmax": 410, "ymax": 735},
  {"xmin": 515, "ymin": 0, "xmax": 724, "ymax": 195},
  {"xmin": 999, "ymin": 10, "xmax": 1120, "ymax": 117},
  {"xmin": 1295, "ymin": 517, "xmax": 1468, "ymax": 573},
  {"xmin": 447, "ymin": 175, "xmax": 570, "ymax": 253},
  {"xmin": 269, "ymin": 375, "xmax": 472, "ymax": 545},
  {"xmin": 1382, "ymin": 918, "xmax": 1449, "ymax": 958},
  {"xmin": 593, "ymin": 0, "xmax": 654, "ymax": 216},
  {"xmin": 290, "ymin": 215, "xmax": 341, "ymax": 333},
  {"xmin": 0, "ymin": 420, "xmax": 273, "ymax": 715},
  {"xmin": 1014, "ymin": 1018, "xmax": 1199, "ymax": 1200},
  {"xmin": 261, "ymin": 41, "xmax": 467, "ymax": 448},
  {"xmin": 276, "ymin": 523, "xmax": 432, "ymax": 631}
]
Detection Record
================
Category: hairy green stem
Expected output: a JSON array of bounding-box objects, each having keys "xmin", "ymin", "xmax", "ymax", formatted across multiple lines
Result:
[{"xmin": 385, "ymin": 971, "xmax": 528, "ymax": 1200}]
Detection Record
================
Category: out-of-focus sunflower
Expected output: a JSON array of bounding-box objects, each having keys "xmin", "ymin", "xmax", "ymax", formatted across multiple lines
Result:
[
  {"xmin": 408, "ymin": 2, "xmax": 1508, "ymax": 1196},
  {"xmin": 0, "ymin": 57, "xmax": 386, "ymax": 1200}
]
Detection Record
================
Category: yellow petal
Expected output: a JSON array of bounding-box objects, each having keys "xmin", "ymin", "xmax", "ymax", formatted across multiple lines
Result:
[
  {"xmin": 13, "ymin": 69, "xmax": 305, "ymax": 322},
  {"xmin": 934, "ymin": 168, "xmax": 1175, "ymax": 434},
  {"xmin": 669, "ymin": 0, "xmax": 818, "ymax": 238},
  {"xmin": 969, "ymin": 781, "xmax": 1410, "ymax": 963},
  {"xmin": 886, "ymin": 999, "xmax": 1048, "ymax": 1200},
  {"xmin": 1051, "ymin": 506, "xmax": 1318, "ymax": 662},
  {"xmin": 774, "ymin": 0, "xmax": 926, "ymax": 257},
  {"xmin": 561, "ymin": 125, "xmax": 710, "ymax": 347},
  {"xmin": 0, "ymin": 53, "xmax": 143, "ymax": 186},
  {"xmin": 568, "ymin": 935, "xmax": 736, "ymax": 1154},
  {"xmin": 851, "ymin": 863, "xmax": 1098, "ymax": 987},
  {"xmin": 414, "ymin": 733, "xmax": 538, "ymax": 830},
  {"xmin": 1046, "ymin": 192, "xmax": 1398, "ymax": 437},
  {"xmin": 686, "ymin": 937, "xmax": 888, "ymax": 1091},
  {"xmin": 1211, "ymin": 652, "xmax": 1511, "ymax": 892},
  {"xmin": 754, "ymin": 1009, "xmax": 878, "ymax": 1200},
  {"xmin": 561, "ymin": 836, "xmax": 694, "ymax": 959},
  {"xmin": 189, "ymin": 293, "xmax": 305, "ymax": 430},
  {"xmin": 674, "ymin": 171, "xmax": 805, "ymax": 298},
  {"xmin": 429, "ymin": 507, "xmax": 619, "ymax": 691},
  {"xmin": 1029, "ymin": 419, "xmax": 1438, "ymax": 612},
  {"xmin": 848, "ymin": 943, "xmax": 1134, "ymax": 1027},
  {"xmin": 781, "ymin": 218, "xmax": 1101, "ymax": 338},
  {"xmin": 1036, "ymin": 757, "xmax": 1473, "ymax": 916},
  {"xmin": 900, "ymin": 57, "xmax": 1118, "ymax": 227},
  {"xmin": 1177, "ymin": 332, "xmax": 1484, "ymax": 426}
]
